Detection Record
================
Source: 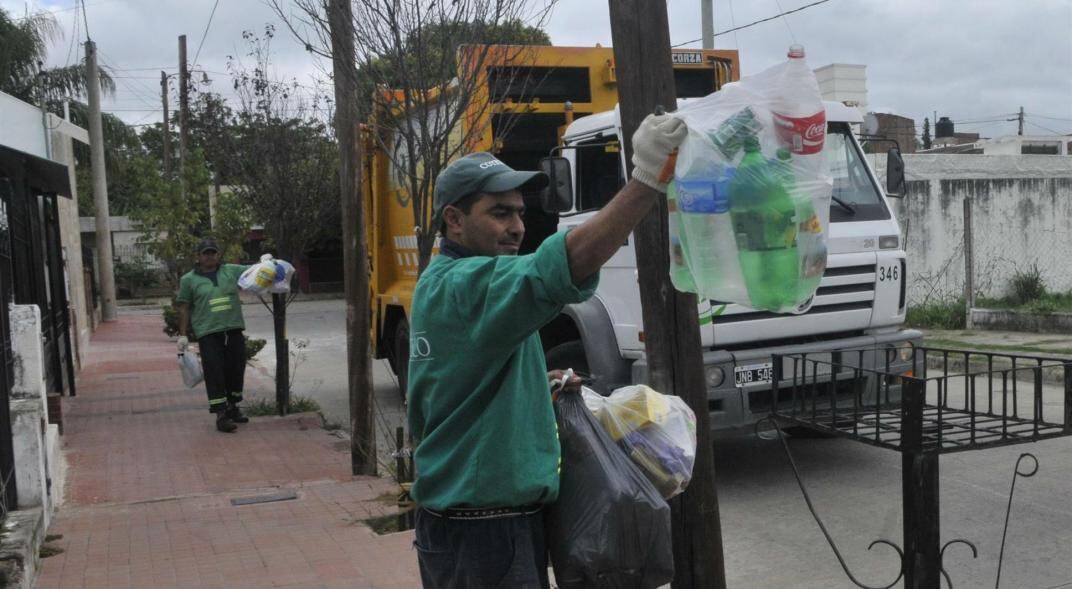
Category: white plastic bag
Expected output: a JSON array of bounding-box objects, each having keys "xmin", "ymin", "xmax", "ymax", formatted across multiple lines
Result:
[
  {"xmin": 178, "ymin": 352, "xmax": 203, "ymax": 388},
  {"xmin": 238, "ymin": 259, "xmax": 295, "ymax": 294},
  {"xmin": 581, "ymin": 385, "xmax": 697, "ymax": 499},
  {"xmin": 668, "ymin": 44, "xmax": 832, "ymax": 313}
]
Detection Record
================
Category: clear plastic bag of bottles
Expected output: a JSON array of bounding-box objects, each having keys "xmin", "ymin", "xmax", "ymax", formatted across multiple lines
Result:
[{"xmin": 668, "ymin": 45, "xmax": 832, "ymax": 313}]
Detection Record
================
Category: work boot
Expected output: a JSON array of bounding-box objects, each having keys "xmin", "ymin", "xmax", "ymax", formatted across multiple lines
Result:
[
  {"xmin": 227, "ymin": 404, "xmax": 249, "ymax": 424},
  {"xmin": 216, "ymin": 412, "xmax": 238, "ymax": 433}
]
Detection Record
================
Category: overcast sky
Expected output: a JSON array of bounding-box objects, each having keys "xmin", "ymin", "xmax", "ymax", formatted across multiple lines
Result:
[{"xmin": 5, "ymin": 0, "xmax": 1071, "ymax": 140}]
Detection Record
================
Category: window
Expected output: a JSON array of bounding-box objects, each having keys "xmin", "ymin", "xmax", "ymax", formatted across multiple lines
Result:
[
  {"xmin": 574, "ymin": 136, "xmax": 624, "ymax": 212},
  {"xmin": 825, "ymin": 123, "xmax": 891, "ymax": 222}
]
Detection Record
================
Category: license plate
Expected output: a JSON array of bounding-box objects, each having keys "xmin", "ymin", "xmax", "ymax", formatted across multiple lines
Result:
[{"xmin": 735, "ymin": 362, "xmax": 773, "ymax": 387}]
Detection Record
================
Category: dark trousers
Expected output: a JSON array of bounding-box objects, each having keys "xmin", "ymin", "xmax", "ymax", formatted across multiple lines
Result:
[
  {"xmin": 197, "ymin": 329, "xmax": 246, "ymax": 412},
  {"xmin": 414, "ymin": 507, "xmax": 549, "ymax": 589}
]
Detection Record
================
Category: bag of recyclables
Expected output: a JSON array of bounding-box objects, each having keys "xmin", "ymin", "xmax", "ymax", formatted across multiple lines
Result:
[
  {"xmin": 547, "ymin": 391, "xmax": 674, "ymax": 589},
  {"xmin": 667, "ymin": 44, "xmax": 832, "ymax": 313},
  {"xmin": 178, "ymin": 352, "xmax": 203, "ymax": 388},
  {"xmin": 238, "ymin": 258, "xmax": 295, "ymax": 294},
  {"xmin": 582, "ymin": 385, "xmax": 697, "ymax": 499}
]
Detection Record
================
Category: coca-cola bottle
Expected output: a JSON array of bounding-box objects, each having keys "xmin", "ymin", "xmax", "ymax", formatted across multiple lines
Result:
[{"xmin": 771, "ymin": 45, "xmax": 826, "ymax": 162}]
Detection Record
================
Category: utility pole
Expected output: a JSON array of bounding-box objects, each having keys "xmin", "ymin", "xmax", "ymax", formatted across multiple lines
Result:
[
  {"xmin": 178, "ymin": 35, "xmax": 189, "ymax": 191},
  {"xmin": 1018, "ymin": 105, "xmax": 1024, "ymax": 136},
  {"xmin": 328, "ymin": 0, "xmax": 376, "ymax": 476},
  {"xmin": 161, "ymin": 70, "xmax": 172, "ymax": 177},
  {"xmin": 85, "ymin": 40, "xmax": 118, "ymax": 322},
  {"xmin": 701, "ymin": 0, "xmax": 714, "ymax": 49},
  {"xmin": 608, "ymin": 3, "xmax": 726, "ymax": 588}
]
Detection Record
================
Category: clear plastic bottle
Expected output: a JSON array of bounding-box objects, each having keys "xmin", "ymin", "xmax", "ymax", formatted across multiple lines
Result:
[{"xmin": 729, "ymin": 136, "xmax": 799, "ymax": 310}]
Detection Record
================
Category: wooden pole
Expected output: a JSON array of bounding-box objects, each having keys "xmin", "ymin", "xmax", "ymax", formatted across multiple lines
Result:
[
  {"xmin": 328, "ymin": 0, "xmax": 376, "ymax": 476},
  {"xmin": 607, "ymin": 3, "xmax": 726, "ymax": 587},
  {"xmin": 178, "ymin": 35, "xmax": 189, "ymax": 197},
  {"xmin": 161, "ymin": 70, "xmax": 172, "ymax": 178}
]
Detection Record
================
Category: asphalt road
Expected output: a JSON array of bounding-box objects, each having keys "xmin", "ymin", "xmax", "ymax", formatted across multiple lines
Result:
[{"xmin": 243, "ymin": 298, "xmax": 1072, "ymax": 588}]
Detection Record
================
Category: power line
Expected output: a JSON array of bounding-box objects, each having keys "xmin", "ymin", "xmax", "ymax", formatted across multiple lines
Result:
[
  {"xmin": 192, "ymin": 0, "xmax": 222, "ymax": 67},
  {"xmin": 79, "ymin": 0, "xmax": 90, "ymax": 41},
  {"xmin": 1025, "ymin": 120, "xmax": 1069, "ymax": 136},
  {"xmin": 672, "ymin": 0, "xmax": 833, "ymax": 47},
  {"xmin": 1030, "ymin": 113, "xmax": 1072, "ymax": 123}
]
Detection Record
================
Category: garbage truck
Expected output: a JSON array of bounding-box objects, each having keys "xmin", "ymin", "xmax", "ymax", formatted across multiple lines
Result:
[{"xmin": 365, "ymin": 44, "xmax": 921, "ymax": 431}]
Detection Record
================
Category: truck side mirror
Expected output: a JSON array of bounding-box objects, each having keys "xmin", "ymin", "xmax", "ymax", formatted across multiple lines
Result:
[
  {"xmin": 886, "ymin": 147, "xmax": 906, "ymax": 198},
  {"xmin": 538, "ymin": 156, "xmax": 573, "ymax": 213}
]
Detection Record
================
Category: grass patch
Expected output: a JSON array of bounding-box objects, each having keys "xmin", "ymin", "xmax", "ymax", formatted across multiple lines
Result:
[
  {"xmin": 977, "ymin": 291, "xmax": 1072, "ymax": 314},
  {"xmin": 905, "ymin": 299, "xmax": 966, "ymax": 330},
  {"xmin": 925, "ymin": 337, "xmax": 1072, "ymax": 357},
  {"xmin": 242, "ymin": 395, "xmax": 321, "ymax": 416}
]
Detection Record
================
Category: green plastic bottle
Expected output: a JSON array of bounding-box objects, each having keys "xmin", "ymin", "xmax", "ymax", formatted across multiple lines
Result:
[
  {"xmin": 729, "ymin": 136, "xmax": 799, "ymax": 310},
  {"xmin": 774, "ymin": 148, "xmax": 826, "ymax": 304}
]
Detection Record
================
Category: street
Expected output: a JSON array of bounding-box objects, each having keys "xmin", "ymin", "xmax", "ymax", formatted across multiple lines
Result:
[{"xmin": 246, "ymin": 298, "xmax": 1072, "ymax": 588}]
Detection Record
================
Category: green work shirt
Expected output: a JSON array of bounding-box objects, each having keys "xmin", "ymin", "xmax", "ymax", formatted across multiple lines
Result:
[
  {"xmin": 176, "ymin": 264, "xmax": 249, "ymax": 338},
  {"xmin": 407, "ymin": 231, "xmax": 598, "ymax": 510}
]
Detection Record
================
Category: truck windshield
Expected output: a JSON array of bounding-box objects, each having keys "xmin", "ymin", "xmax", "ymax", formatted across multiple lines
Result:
[
  {"xmin": 568, "ymin": 122, "xmax": 890, "ymax": 222},
  {"xmin": 826, "ymin": 122, "xmax": 891, "ymax": 222}
]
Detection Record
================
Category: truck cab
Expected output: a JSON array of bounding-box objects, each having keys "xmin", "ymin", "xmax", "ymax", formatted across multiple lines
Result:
[{"xmin": 537, "ymin": 100, "xmax": 920, "ymax": 430}]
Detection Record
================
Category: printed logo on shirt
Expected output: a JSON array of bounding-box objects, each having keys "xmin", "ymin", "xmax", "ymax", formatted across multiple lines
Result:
[{"xmin": 410, "ymin": 331, "xmax": 434, "ymax": 362}]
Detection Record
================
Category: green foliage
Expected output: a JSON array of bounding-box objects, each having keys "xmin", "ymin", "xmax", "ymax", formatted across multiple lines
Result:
[
  {"xmin": 0, "ymin": 7, "xmax": 115, "ymax": 103},
  {"xmin": 1009, "ymin": 263, "xmax": 1046, "ymax": 305},
  {"xmin": 126, "ymin": 151, "xmax": 216, "ymax": 287},
  {"xmin": 161, "ymin": 305, "xmax": 185, "ymax": 339},
  {"xmin": 114, "ymin": 257, "xmax": 161, "ymax": 299},
  {"xmin": 245, "ymin": 338, "xmax": 267, "ymax": 363},
  {"xmin": 242, "ymin": 394, "xmax": 321, "ymax": 416},
  {"xmin": 905, "ymin": 298, "xmax": 966, "ymax": 330}
]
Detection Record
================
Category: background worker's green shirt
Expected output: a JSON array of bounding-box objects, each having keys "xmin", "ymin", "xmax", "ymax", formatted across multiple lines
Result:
[
  {"xmin": 176, "ymin": 264, "xmax": 249, "ymax": 338},
  {"xmin": 407, "ymin": 231, "xmax": 598, "ymax": 511}
]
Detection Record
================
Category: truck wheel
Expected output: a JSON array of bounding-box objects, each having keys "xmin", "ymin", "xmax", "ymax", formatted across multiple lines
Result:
[
  {"xmin": 545, "ymin": 340, "xmax": 589, "ymax": 375},
  {"xmin": 393, "ymin": 319, "xmax": 410, "ymax": 400}
]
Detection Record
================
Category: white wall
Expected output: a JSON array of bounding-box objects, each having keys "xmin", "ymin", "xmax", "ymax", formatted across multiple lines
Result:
[
  {"xmin": 881, "ymin": 154, "xmax": 1072, "ymax": 305},
  {"xmin": 0, "ymin": 92, "xmax": 48, "ymax": 158}
]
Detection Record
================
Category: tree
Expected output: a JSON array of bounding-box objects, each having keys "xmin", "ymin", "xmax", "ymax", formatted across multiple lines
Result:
[
  {"xmin": 271, "ymin": 0, "xmax": 557, "ymax": 272},
  {"xmin": 223, "ymin": 27, "xmax": 341, "ymax": 270},
  {"xmin": 0, "ymin": 7, "xmax": 115, "ymax": 103},
  {"xmin": 126, "ymin": 150, "xmax": 247, "ymax": 288},
  {"xmin": 922, "ymin": 117, "xmax": 932, "ymax": 150}
]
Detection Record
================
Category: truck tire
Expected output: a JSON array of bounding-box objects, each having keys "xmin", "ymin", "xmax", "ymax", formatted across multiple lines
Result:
[
  {"xmin": 544, "ymin": 340, "xmax": 589, "ymax": 376},
  {"xmin": 393, "ymin": 319, "xmax": 410, "ymax": 400}
]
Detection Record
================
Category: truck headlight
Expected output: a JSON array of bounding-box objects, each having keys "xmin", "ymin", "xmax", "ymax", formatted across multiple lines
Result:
[
  {"xmin": 887, "ymin": 341, "xmax": 914, "ymax": 362},
  {"xmin": 704, "ymin": 366, "xmax": 725, "ymax": 388}
]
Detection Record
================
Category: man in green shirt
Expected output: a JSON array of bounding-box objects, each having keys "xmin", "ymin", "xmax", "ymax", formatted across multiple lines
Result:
[
  {"xmin": 408, "ymin": 112, "xmax": 687, "ymax": 588},
  {"xmin": 175, "ymin": 238, "xmax": 251, "ymax": 433}
]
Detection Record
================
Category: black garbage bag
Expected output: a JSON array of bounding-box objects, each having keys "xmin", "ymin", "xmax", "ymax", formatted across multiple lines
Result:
[{"xmin": 547, "ymin": 392, "xmax": 674, "ymax": 589}]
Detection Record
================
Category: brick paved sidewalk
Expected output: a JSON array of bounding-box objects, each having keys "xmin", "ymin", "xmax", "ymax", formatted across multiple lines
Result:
[{"xmin": 38, "ymin": 313, "xmax": 420, "ymax": 589}]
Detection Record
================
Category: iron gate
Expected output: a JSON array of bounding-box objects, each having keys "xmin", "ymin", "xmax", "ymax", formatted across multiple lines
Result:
[{"xmin": 0, "ymin": 179, "xmax": 20, "ymax": 510}]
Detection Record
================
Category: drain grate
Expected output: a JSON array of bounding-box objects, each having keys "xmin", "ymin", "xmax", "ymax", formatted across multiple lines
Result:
[{"xmin": 230, "ymin": 490, "xmax": 298, "ymax": 506}]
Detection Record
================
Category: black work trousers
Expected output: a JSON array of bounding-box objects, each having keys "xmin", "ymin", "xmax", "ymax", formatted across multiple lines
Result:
[{"xmin": 197, "ymin": 329, "xmax": 246, "ymax": 412}]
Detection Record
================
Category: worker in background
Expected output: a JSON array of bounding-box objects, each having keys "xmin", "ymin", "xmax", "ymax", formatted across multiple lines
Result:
[{"xmin": 175, "ymin": 238, "xmax": 251, "ymax": 433}]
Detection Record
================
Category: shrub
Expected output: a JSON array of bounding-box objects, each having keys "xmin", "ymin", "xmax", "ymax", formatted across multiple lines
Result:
[
  {"xmin": 1010, "ymin": 264, "xmax": 1046, "ymax": 305},
  {"xmin": 905, "ymin": 298, "xmax": 966, "ymax": 330}
]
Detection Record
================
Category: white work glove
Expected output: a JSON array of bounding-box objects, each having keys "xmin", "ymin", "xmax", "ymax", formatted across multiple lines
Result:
[
  {"xmin": 260, "ymin": 253, "xmax": 273, "ymax": 263},
  {"xmin": 177, "ymin": 336, "xmax": 189, "ymax": 353},
  {"xmin": 630, "ymin": 113, "xmax": 688, "ymax": 193}
]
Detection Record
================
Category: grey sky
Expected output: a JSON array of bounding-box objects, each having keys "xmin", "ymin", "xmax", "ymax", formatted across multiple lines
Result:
[{"xmin": 5, "ymin": 0, "xmax": 1071, "ymax": 139}]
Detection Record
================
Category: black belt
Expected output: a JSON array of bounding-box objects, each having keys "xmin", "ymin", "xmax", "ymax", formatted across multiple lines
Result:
[{"xmin": 423, "ymin": 504, "xmax": 543, "ymax": 521}]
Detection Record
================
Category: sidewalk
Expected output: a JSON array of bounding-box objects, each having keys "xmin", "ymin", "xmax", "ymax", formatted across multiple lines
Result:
[{"xmin": 38, "ymin": 313, "xmax": 420, "ymax": 589}]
